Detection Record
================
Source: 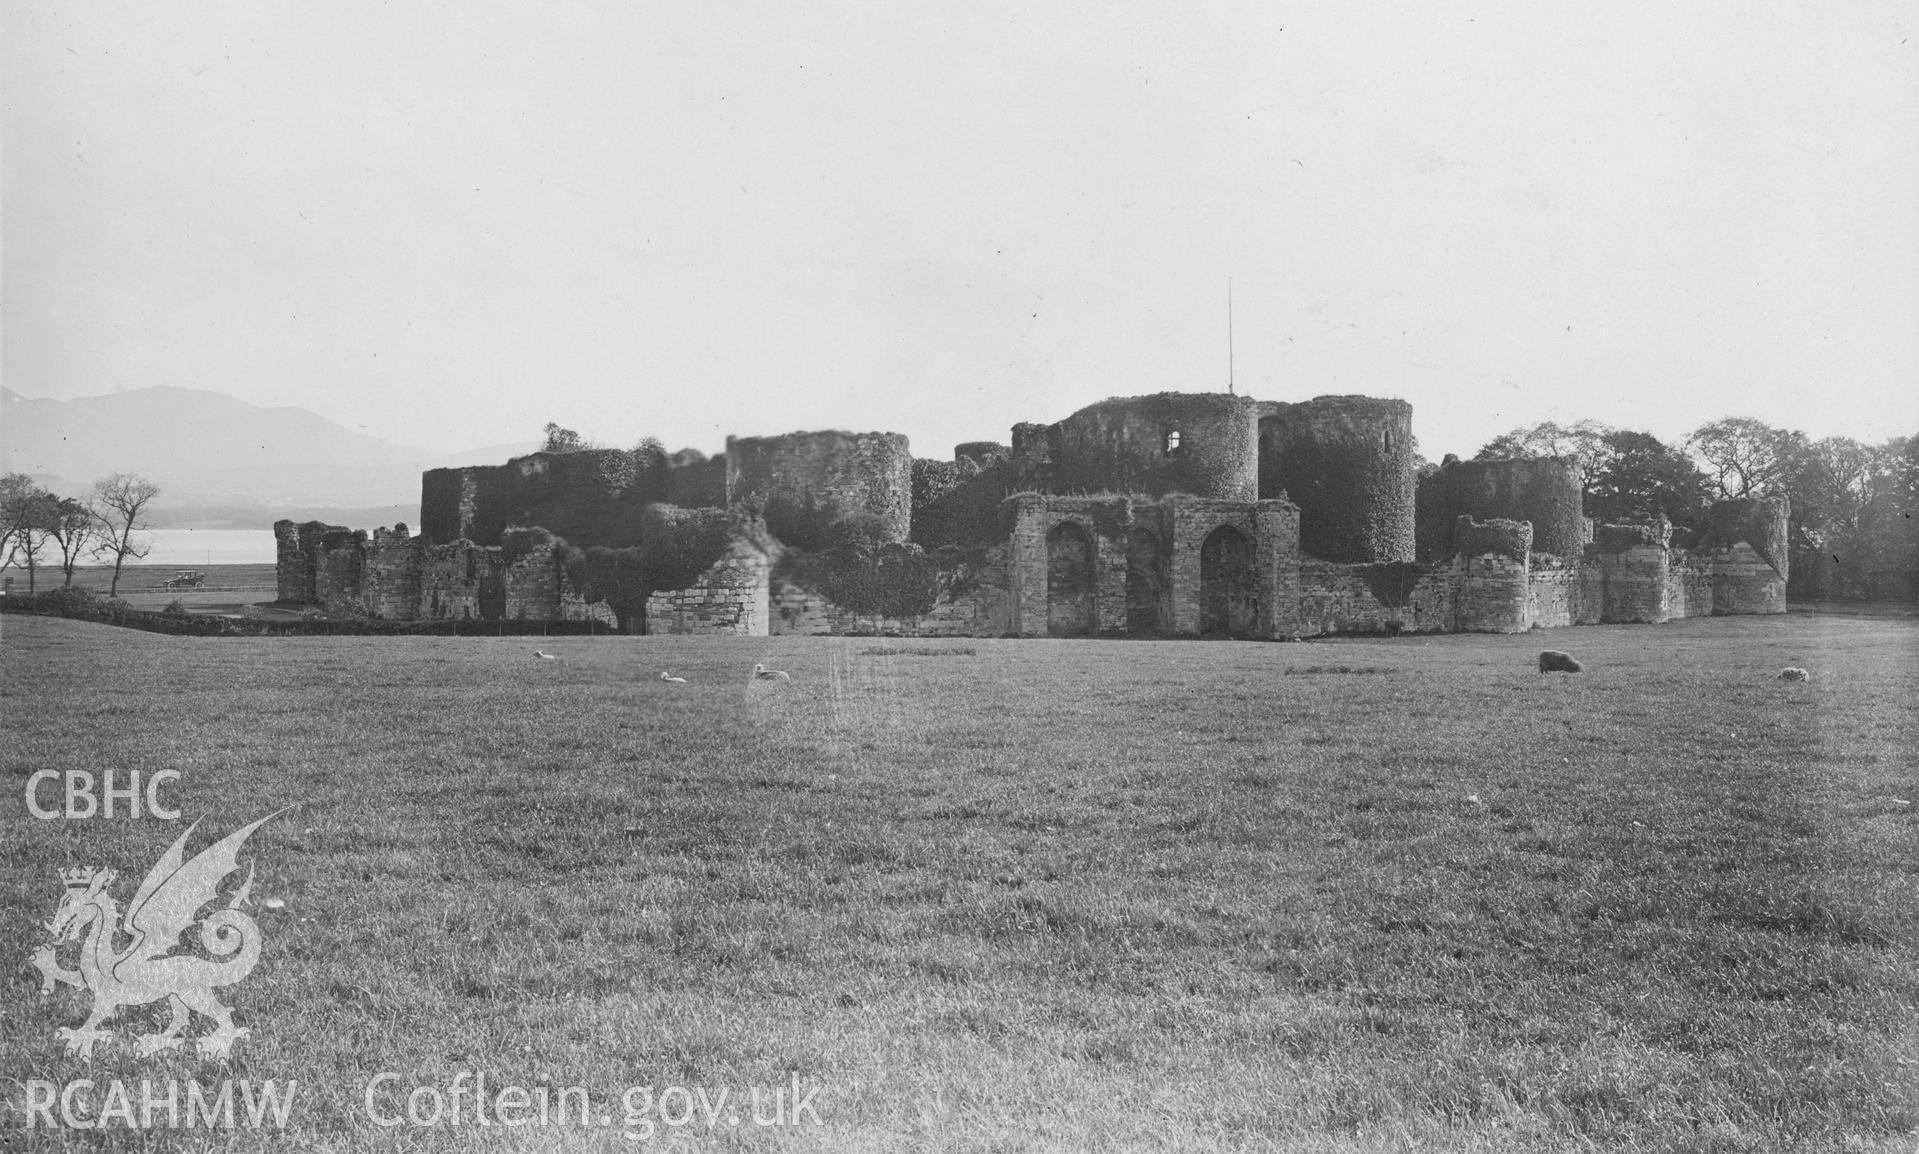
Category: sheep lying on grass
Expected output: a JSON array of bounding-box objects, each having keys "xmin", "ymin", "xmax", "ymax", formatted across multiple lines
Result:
[{"xmin": 1538, "ymin": 650, "xmax": 1584, "ymax": 673}]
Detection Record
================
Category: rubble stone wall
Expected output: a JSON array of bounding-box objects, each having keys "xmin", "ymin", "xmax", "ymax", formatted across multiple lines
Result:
[
  {"xmin": 1295, "ymin": 560, "xmax": 1461, "ymax": 635},
  {"xmin": 770, "ymin": 546, "xmax": 1013, "ymax": 637},
  {"xmin": 643, "ymin": 538, "xmax": 771, "ymax": 635}
]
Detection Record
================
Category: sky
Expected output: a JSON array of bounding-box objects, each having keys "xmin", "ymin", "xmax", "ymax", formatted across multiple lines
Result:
[{"xmin": 4, "ymin": 1, "xmax": 1915, "ymax": 463}]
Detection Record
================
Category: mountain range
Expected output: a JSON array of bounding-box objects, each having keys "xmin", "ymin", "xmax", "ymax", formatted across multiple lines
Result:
[{"xmin": 0, "ymin": 386, "xmax": 535, "ymax": 529}]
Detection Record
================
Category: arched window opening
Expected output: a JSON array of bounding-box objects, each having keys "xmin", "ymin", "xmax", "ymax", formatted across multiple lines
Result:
[{"xmin": 1165, "ymin": 430, "xmax": 1182, "ymax": 456}]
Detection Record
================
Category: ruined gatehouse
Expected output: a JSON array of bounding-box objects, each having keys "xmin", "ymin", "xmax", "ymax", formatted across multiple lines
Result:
[{"xmin": 275, "ymin": 391, "xmax": 1788, "ymax": 637}]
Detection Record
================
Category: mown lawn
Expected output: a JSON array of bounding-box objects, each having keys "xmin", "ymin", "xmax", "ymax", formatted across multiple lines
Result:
[
  {"xmin": 1, "ymin": 613, "xmax": 1915, "ymax": 1152},
  {"xmin": 8, "ymin": 563, "xmax": 283, "ymax": 616}
]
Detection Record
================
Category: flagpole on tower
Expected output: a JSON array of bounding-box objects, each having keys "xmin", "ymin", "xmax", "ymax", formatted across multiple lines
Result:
[{"xmin": 1227, "ymin": 278, "xmax": 1235, "ymax": 395}]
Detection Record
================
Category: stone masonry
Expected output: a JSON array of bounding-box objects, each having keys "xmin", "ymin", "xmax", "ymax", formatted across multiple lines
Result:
[{"xmin": 274, "ymin": 390, "xmax": 1791, "ymax": 637}]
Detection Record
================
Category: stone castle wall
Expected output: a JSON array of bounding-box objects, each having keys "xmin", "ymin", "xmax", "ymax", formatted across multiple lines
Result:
[
  {"xmin": 995, "ymin": 493, "xmax": 1302, "ymax": 638},
  {"xmin": 281, "ymin": 488, "xmax": 1788, "ymax": 640},
  {"xmin": 1013, "ymin": 393, "xmax": 1262, "ymax": 501},
  {"xmin": 1708, "ymin": 496, "xmax": 1790, "ymax": 615},
  {"xmin": 1713, "ymin": 542, "xmax": 1787, "ymax": 615},
  {"xmin": 1256, "ymin": 396, "xmax": 1417, "ymax": 564},
  {"xmin": 1667, "ymin": 550, "xmax": 1716, "ymax": 620},
  {"xmin": 643, "ymin": 538, "xmax": 772, "ymax": 635},
  {"xmin": 911, "ymin": 450, "xmax": 1016, "ymax": 550},
  {"xmin": 362, "ymin": 528, "xmax": 422, "ymax": 618},
  {"xmin": 276, "ymin": 392, "xmax": 1791, "ymax": 640},
  {"xmin": 276, "ymin": 520, "xmax": 367, "ymax": 604},
  {"xmin": 274, "ymin": 520, "xmax": 615, "ymax": 626},
  {"xmin": 725, "ymin": 430, "xmax": 914, "ymax": 547},
  {"xmin": 1458, "ymin": 554, "xmax": 1531, "ymax": 633},
  {"xmin": 770, "ymin": 546, "xmax": 1014, "ymax": 637},
  {"xmin": 1593, "ymin": 521, "xmax": 1672, "ymax": 624},
  {"xmin": 1526, "ymin": 555, "xmax": 1604, "ymax": 629},
  {"xmin": 419, "ymin": 449, "xmax": 725, "ymax": 548},
  {"xmin": 1295, "ymin": 560, "xmax": 1461, "ymax": 635},
  {"xmin": 1419, "ymin": 456, "xmax": 1586, "ymax": 560}
]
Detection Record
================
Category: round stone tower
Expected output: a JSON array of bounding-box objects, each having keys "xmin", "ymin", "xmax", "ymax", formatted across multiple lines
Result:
[
  {"xmin": 1421, "ymin": 457, "xmax": 1585, "ymax": 559},
  {"xmin": 1035, "ymin": 393, "xmax": 1261, "ymax": 501},
  {"xmin": 1257, "ymin": 396, "xmax": 1416, "ymax": 563}
]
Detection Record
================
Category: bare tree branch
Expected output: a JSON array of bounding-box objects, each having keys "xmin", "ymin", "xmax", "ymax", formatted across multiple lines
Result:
[{"xmin": 91, "ymin": 472, "xmax": 162, "ymax": 597}]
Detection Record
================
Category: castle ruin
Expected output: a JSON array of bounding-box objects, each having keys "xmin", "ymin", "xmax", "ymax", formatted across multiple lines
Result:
[{"xmin": 275, "ymin": 391, "xmax": 1788, "ymax": 637}]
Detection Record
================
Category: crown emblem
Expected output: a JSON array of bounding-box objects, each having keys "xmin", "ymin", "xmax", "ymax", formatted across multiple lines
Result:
[{"xmin": 59, "ymin": 866, "xmax": 112, "ymax": 890}]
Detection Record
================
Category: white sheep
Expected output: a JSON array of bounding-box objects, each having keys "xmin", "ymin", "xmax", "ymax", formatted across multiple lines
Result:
[{"xmin": 753, "ymin": 663, "xmax": 792, "ymax": 681}]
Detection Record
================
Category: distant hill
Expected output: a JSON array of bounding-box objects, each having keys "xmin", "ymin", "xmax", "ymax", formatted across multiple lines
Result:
[{"xmin": 0, "ymin": 387, "xmax": 537, "ymax": 529}]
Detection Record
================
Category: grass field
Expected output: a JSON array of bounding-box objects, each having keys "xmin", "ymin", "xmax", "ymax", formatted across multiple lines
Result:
[
  {"xmin": 6, "ymin": 563, "xmax": 281, "ymax": 614},
  {"xmin": 1, "ymin": 614, "xmax": 1915, "ymax": 1151}
]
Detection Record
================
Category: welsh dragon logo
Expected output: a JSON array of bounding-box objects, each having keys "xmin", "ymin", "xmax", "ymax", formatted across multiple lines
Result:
[{"xmin": 28, "ymin": 812, "xmax": 283, "ymax": 1060}]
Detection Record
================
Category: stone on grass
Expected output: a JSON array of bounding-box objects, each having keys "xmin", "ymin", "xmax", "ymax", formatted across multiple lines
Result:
[
  {"xmin": 1779, "ymin": 667, "xmax": 1810, "ymax": 682},
  {"xmin": 1538, "ymin": 650, "xmax": 1583, "ymax": 673}
]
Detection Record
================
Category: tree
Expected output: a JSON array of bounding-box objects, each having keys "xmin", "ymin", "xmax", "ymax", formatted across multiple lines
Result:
[
  {"xmin": 1686, "ymin": 417, "xmax": 1807, "ymax": 499},
  {"xmin": 541, "ymin": 423, "xmax": 586, "ymax": 453},
  {"xmin": 1857, "ymin": 434, "xmax": 1918, "ymax": 601},
  {"xmin": 90, "ymin": 472, "xmax": 161, "ymax": 596},
  {"xmin": 1475, "ymin": 419, "xmax": 1614, "ymax": 493},
  {"xmin": 1784, "ymin": 434, "xmax": 1916, "ymax": 601},
  {"xmin": 0, "ymin": 473, "xmax": 34, "ymax": 575},
  {"xmin": 0, "ymin": 476, "xmax": 60, "ymax": 592},
  {"xmin": 1790, "ymin": 437, "xmax": 1875, "ymax": 535},
  {"xmin": 46, "ymin": 497, "xmax": 101, "ymax": 586},
  {"xmin": 1586, "ymin": 430, "xmax": 1714, "ymax": 530},
  {"xmin": 631, "ymin": 435, "xmax": 669, "ymax": 480}
]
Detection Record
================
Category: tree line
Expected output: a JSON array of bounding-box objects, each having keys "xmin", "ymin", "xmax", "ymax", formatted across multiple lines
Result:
[
  {"xmin": 0, "ymin": 473, "xmax": 162, "ymax": 596},
  {"xmin": 1468, "ymin": 418, "xmax": 1916, "ymax": 601}
]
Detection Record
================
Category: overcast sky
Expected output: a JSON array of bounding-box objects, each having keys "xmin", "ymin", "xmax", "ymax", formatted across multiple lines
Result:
[{"xmin": 5, "ymin": 2, "xmax": 1915, "ymax": 461}]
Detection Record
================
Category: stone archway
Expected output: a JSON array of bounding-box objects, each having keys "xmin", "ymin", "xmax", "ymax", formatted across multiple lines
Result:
[
  {"xmin": 1200, "ymin": 524, "xmax": 1255, "ymax": 637},
  {"xmin": 1125, "ymin": 528, "xmax": 1166, "ymax": 634},
  {"xmin": 1046, "ymin": 522, "xmax": 1097, "ymax": 636}
]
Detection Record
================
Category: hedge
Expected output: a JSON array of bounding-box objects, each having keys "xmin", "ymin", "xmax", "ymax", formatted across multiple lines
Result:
[{"xmin": 1, "ymin": 588, "xmax": 616, "ymax": 638}]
